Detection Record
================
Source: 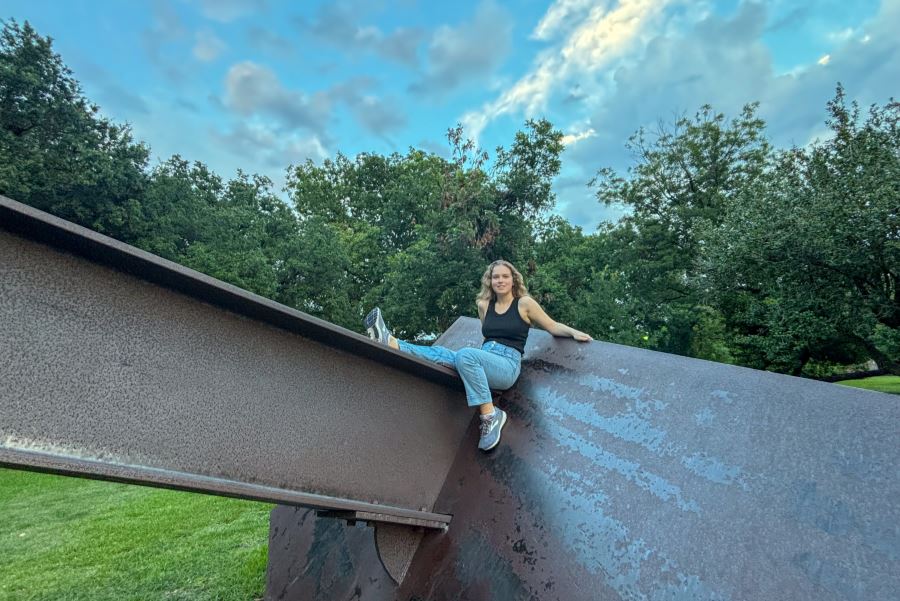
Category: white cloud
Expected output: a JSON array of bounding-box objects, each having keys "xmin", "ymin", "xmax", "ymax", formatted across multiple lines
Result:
[
  {"xmin": 352, "ymin": 95, "xmax": 407, "ymax": 137},
  {"xmin": 460, "ymin": 0, "xmax": 674, "ymax": 141},
  {"xmin": 519, "ymin": 0, "xmax": 900, "ymax": 230},
  {"xmin": 221, "ymin": 63, "xmax": 407, "ymax": 153},
  {"xmin": 326, "ymin": 77, "xmax": 408, "ymax": 137},
  {"xmin": 532, "ymin": 0, "xmax": 602, "ymax": 41},
  {"xmin": 827, "ymin": 27, "xmax": 855, "ymax": 42},
  {"xmin": 223, "ymin": 61, "xmax": 331, "ymax": 136},
  {"xmin": 193, "ymin": 30, "xmax": 226, "ymax": 62},
  {"xmin": 296, "ymin": 5, "xmax": 424, "ymax": 68},
  {"xmin": 142, "ymin": 0, "xmax": 189, "ymax": 82},
  {"xmin": 284, "ymin": 136, "xmax": 329, "ymax": 164},
  {"xmin": 561, "ymin": 127, "xmax": 597, "ymax": 146},
  {"xmin": 212, "ymin": 121, "xmax": 329, "ymax": 169},
  {"xmin": 246, "ymin": 26, "xmax": 295, "ymax": 56},
  {"xmin": 817, "ymin": 54, "xmax": 831, "ymax": 65},
  {"xmin": 412, "ymin": 1, "xmax": 513, "ymax": 97}
]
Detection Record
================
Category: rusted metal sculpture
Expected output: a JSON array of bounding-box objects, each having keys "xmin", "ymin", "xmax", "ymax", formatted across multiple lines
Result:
[{"xmin": 2, "ymin": 195, "xmax": 898, "ymax": 600}]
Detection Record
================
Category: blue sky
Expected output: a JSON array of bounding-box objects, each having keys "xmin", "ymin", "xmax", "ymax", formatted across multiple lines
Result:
[{"xmin": 3, "ymin": 0, "xmax": 897, "ymax": 228}]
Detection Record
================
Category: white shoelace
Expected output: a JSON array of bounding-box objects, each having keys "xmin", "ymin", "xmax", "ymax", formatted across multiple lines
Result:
[{"xmin": 479, "ymin": 415, "xmax": 496, "ymax": 436}]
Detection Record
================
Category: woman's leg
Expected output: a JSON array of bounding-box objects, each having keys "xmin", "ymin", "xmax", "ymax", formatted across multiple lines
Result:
[
  {"xmin": 395, "ymin": 339, "xmax": 457, "ymax": 369},
  {"xmin": 366, "ymin": 307, "xmax": 456, "ymax": 368},
  {"xmin": 453, "ymin": 347, "xmax": 520, "ymax": 412},
  {"xmin": 454, "ymin": 348, "xmax": 520, "ymax": 451}
]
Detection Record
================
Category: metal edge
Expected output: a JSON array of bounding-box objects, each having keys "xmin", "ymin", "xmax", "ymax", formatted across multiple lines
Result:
[
  {"xmin": 0, "ymin": 448, "xmax": 451, "ymax": 526},
  {"xmin": 316, "ymin": 510, "xmax": 447, "ymax": 531},
  {"xmin": 0, "ymin": 195, "xmax": 463, "ymax": 391}
]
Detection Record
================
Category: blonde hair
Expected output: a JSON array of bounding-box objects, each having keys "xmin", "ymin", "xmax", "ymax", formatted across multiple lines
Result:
[{"xmin": 476, "ymin": 260, "xmax": 529, "ymax": 303}]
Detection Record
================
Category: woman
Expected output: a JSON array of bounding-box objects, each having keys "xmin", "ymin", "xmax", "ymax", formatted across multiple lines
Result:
[{"xmin": 364, "ymin": 260, "xmax": 592, "ymax": 452}]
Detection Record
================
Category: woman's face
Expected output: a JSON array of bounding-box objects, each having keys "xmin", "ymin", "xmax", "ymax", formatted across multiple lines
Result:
[{"xmin": 491, "ymin": 265, "xmax": 513, "ymax": 295}]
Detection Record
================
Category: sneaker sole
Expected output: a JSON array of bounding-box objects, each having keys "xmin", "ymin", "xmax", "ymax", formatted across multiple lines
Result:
[
  {"xmin": 483, "ymin": 410, "xmax": 507, "ymax": 451},
  {"xmin": 364, "ymin": 308, "xmax": 388, "ymax": 343}
]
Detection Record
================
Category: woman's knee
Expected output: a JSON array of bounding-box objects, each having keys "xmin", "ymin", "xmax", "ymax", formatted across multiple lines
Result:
[{"xmin": 454, "ymin": 347, "xmax": 480, "ymax": 370}]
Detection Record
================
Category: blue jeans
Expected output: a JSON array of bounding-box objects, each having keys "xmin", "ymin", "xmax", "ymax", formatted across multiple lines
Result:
[{"xmin": 397, "ymin": 340, "xmax": 522, "ymax": 407}]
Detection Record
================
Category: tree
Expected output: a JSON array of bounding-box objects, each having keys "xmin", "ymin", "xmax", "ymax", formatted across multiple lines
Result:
[
  {"xmin": 591, "ymin": 104, "xmax": 772, "ymax": 357},
  {"xmin": 528, "ymin": 217, "xmax": 638, "ymax": 346},
  {"xmin": 136, "ymin": 156, "xmax": 224, "ymax": 260},
  {"xmin": 276, "ymin": 215, "xmax": 357, "ymax": 328},
  {"xmin": 131, "ymin": 156, "xmax": 304, "ymax": 303},
  {"xmin": 182, "ymin": 171, "xmax": 298, "ymax": 301},
  {"xmin": 0, "ymin": 19, "xmax": 148, "ymax": 241},
  {"xmin": 284, "ymin": 120, "xmax": 566, "ymax": 338},
  {"xmin": 703, "ymin": 86, "xmax": 900, "ymax": 375}
]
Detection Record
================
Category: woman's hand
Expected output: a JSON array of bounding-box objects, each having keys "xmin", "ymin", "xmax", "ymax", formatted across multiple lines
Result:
[{"xmin": 572, "ymin": 330, "xmax": 593, "ymax": 342}]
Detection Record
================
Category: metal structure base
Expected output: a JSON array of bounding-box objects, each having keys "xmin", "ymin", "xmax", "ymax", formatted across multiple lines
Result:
[{"xmin": 268, "ymin": 319, "xmax": 900, "ymax": 600}]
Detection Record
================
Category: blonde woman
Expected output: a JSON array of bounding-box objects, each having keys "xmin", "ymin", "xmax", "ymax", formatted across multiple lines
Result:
[{"xmin": 365, "ymin": 260, "xmax": 592, "ymax": 452}]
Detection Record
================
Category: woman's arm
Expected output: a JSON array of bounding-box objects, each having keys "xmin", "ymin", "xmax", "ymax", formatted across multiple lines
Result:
[
  {"xmin": 477, "ymin": 299, "xmax": 488, "ymax": 323},
  {"xmin": 520, "ymin": 296, "xmax": 593, "ymax": 342}
]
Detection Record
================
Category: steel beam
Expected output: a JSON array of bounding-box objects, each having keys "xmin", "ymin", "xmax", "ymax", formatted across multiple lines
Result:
[{"xmin": 0, "ymin": 195, "xmax": 472, "ymax": 528}]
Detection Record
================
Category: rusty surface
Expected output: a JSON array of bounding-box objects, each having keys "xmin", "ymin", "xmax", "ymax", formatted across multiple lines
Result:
[
  {"xmin": 0, "ymin": 195, "xmax": 462, "ymax": 390},
  {"xmin": 266, "ymin": 506, "xmax": 396, "ymax": 601},
  {"xmin": 375, "ymin": 523, "xmax": 425, "ymax": 585},
  {"xmin": 263, "ymin": 317, "xmax": 900, "ymax": 600},
  {"xmin": 0, "ymin": 448, "xmax": 449, "ymax": 525},
  {"xmin": 264, "ymin": 508, "xmax": 424, "ymax": 600},
  {"xmin": 316, "ymin": 510, "xmax": 445, "ymax": 531},
  {"xmin": 397, "ymin": 319, "xmax": 900, "ymax": 600},
  {"xmin": 0, "ymin": 196, "xmax": 472, "ymax": 523}
]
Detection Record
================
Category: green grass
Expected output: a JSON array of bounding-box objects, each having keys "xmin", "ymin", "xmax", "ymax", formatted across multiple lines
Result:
[
  {"xmin": 835, "ymin": 375, "xmax": 900, "ymax": 395},
  {"xmin": 0, "ymin": 468, "xmax": 272, "ymax": 601}
]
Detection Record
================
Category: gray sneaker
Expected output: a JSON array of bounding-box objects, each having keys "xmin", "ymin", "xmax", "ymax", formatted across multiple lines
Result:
[
  {"xmin": 364, "ymin": 307, "xmax": 392, "ymax": 345},
  {"xmin": 478, "ymin": 409, "xmax": 507, "ymax": 451}
]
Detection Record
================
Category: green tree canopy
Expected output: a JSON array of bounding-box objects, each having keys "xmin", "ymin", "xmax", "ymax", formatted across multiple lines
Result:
[
  {"xmin": 285, "ymin": 120, "xmax": 565, "ymax": 337},
  {"xmin": 592, "ymin": 103, "xmax": 772, "ymax": 356},
  {"xmin": 703, "ymin": 86, "xmax": 900, "ymax": 374},
  {"xmin": 0, "ymin": 19, "xmax": 149, "ymax": 241},
  {"xmin": 6, "ymin": 18, "xmax": 895, "ymax": 379}
]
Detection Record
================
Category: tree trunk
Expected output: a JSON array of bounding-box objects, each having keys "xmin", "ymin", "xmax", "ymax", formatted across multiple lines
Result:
[
  {"xmin": 818, "ymin": 369, "xmax": 888, "ymax": 383},
  {"xmin": 856, "ymin": 336, "xmax": 900, "ymax": 376},
  {"xmin": 791, "ymin": 348, "xmax": 811, "ymax": 376}
]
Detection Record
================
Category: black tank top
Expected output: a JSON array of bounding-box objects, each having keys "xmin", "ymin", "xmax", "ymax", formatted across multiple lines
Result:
[{"xmin": 482, "ymin": 297, "xmax": 530, "ymax": 354}]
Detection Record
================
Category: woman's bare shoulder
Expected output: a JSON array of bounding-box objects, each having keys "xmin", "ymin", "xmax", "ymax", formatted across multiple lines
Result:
[{"xmin": 519, "ymin": 295, "xmax": 538, "ymax": 308}]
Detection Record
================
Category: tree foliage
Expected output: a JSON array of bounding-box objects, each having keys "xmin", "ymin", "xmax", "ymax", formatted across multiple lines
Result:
[
  {"xmin": 591, "ymin": 104, "xmax": 771, "ymax": 357},
  {"xmin": 2, "ymin": 19, "xmax": 896, "ymax": 379},
  {"xmin": 703, "ymin": 86, "xmax": 900, "ymax": 374},
  {"xmin": 284, "ymin": 120, "xmax": 565, "ymax": 337},
  {"xmin": 0, "ymin": 19, "xmax": 149, "ymax": 240}
]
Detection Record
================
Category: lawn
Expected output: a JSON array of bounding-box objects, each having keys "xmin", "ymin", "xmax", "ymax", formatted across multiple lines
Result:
[
  {"xmin": 0, "ymin": 468, "xmax": 272, "ymax": 601},
  {"xmin": 835, "ymin": 375, "xmax": 900, "ymax": 395}
]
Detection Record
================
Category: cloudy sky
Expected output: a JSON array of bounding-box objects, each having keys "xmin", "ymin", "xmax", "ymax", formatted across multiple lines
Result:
[{"xmin": 3, "ymin": 0, "xmax": 897, "ymax": 228}]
